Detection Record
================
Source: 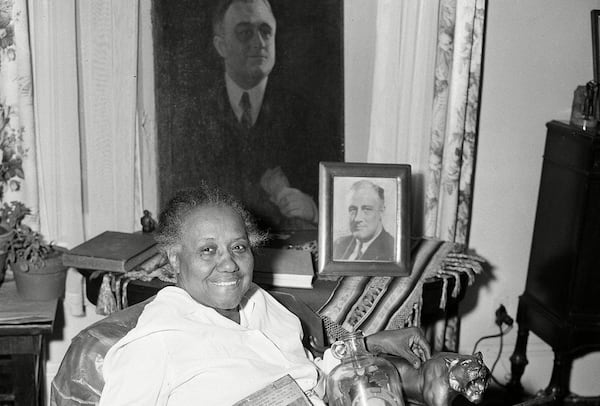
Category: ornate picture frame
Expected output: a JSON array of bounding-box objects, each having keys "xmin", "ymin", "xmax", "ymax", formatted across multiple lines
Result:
[{"xmin": 318, "ymin": 162, "xmax": 411, "ymax": 276}]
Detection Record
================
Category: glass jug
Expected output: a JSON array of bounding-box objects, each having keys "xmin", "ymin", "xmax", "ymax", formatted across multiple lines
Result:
[{"xmin": 326, "ymin": 330, "xmax": 405, "ymax": 406}]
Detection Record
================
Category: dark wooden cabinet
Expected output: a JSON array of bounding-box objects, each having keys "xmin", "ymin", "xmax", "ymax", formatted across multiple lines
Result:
[{"xmin": 508, "ymin": 121, "xmax": 600, "ymax": 402}]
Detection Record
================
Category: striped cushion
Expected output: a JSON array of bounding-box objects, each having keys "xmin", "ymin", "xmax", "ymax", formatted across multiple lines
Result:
[{"xmin": 318, "ymin": 238, "xmax": 466, "ymax": 341}]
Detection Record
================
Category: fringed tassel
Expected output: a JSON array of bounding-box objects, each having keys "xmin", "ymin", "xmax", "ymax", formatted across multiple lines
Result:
[{"xmin": 96, "ymin": 273, "xmax": 117, "ymax": 315}]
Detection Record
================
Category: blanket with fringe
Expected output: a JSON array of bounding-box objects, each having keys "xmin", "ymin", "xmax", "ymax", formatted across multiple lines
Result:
[
  {"xmin": 94, "ymin": 238, "xmax": 484, "ymax": 347},
  {"xmin": 317, "ymin": 238, "xmax": 484, "ymax": 343}
]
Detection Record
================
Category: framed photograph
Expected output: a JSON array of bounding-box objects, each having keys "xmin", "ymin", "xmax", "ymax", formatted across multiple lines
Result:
[
  {"xmin": 318, "ymin": 162, "xmax": 411, "ymax": 277},
  {"xmin": 152, "ymin": 0, "xmax": 344, "ymax": 231}
]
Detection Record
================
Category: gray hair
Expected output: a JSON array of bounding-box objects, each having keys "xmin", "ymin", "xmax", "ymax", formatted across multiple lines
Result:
[
  {"xmin": 350, "ymin": 179, "xmax": 385, "ymax": 203},
  {"xmin": 155, "ymin": 184, "xmax": 268, "ymax": 254}
]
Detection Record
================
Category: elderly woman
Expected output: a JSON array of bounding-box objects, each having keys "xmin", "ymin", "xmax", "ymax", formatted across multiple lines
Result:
[{"xmin": 98, "ymin": 186, "xmax": 430, "ymax": 405}]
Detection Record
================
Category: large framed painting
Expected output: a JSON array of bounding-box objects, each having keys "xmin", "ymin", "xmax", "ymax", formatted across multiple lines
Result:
[
  {"xmin": 592, "ymin": 10, "xmax": 600, "ymax": 83},
  {"xmin": 318, "ymin": 162, "xmax": 411, "ymax": 277},
  {"xmin": 152, "ymin": 0, "xmax": 344, "ymax": 231}
]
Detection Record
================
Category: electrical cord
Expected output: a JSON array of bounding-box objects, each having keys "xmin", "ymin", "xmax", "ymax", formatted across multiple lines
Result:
[{"xmin": 472, "ymin": 324, "xmax": 513, "ymax": 388}]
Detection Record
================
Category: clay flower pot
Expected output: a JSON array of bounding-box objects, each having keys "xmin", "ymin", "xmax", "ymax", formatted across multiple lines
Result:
[{"xmin": 12, "ymin": 251, "xmax": 67, "ymax": 301}]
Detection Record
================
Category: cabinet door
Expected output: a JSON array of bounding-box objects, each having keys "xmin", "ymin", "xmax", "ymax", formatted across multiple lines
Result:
[
  {"xmin": 526, "ymin": 154, "xmax": 585, "ymax": 318},
  {"xmin": 571, "ymin": 174, "xmax": 600, "ymax": 317}
]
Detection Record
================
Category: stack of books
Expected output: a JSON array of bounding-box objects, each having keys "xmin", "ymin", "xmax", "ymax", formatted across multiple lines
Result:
[
  {"xmin": 62, "ymin": 231, "xmax": 158, "ymax": 273},
  {"xmin": 252, "ymin": 247, "xmax": 314, "ymax": 289}
]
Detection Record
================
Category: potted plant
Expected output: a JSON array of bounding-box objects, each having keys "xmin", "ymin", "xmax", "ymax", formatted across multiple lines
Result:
[
  {"xmin": 0, "ymin": 103, "xmax": 26, "ymax": 201},
  {"xmin": 2, "ymin": 201, "xmax": 67, "ymax": 300},
  {"xmin": 0, "ymin": 200, "xmax": 24, "ymax": 283}
]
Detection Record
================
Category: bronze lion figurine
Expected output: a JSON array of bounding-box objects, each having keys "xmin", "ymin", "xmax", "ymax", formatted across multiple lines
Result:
[{"xmin": 389, "ymin": 351, "xmax": 490, "ymax": 406}]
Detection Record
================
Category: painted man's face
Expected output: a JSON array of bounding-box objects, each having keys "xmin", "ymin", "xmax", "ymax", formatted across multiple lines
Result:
[
  {"xmin": 347, "ymin": 186, "xmax": 384, "ymax": 242},
  {"xmin": 214, "ymin": 0, "xmax": 276, "ymax": 89}
]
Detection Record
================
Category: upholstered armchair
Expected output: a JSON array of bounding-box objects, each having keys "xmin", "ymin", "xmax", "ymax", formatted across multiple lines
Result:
[
  {"xmin": 50, "ymin": 291, "xmax": 328, "ymax": 406},
  {"xmin": 50, "ymin": 290, "xmax": 490, "ymax": 406}
]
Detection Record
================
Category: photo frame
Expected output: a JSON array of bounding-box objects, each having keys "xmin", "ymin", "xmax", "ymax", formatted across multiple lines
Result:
[{"xmin": 318, "ymin": 162, "xmax": 411, "ymax": 277}]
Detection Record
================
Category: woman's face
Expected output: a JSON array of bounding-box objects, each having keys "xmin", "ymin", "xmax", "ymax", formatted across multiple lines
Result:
[{"xmin": 170, "ymin": 205, "xmax": 254, "ymax": 311}]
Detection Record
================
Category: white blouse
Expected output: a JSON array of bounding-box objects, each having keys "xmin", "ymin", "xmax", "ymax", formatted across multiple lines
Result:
[{"xmin": 99, "ymin": 284, "xmax": 325, "ymax": 405}]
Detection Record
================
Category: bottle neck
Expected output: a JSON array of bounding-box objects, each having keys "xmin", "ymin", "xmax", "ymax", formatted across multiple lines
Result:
[
  {"xmin": 345, "ymin": 332, "xmax": 368, "ymax": 354},
  {"xmin": 332, "ymin": 330, "xmax": 376, "ymax": 362}
]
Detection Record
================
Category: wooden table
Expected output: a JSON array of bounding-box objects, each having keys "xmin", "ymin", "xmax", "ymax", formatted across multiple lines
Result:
[{"xmin": 0, "ymin": 278, "xmax": 58, "ymax": 406}]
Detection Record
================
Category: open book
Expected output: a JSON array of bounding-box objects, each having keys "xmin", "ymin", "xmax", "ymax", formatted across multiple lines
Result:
[{"xmin": 233, "ymin": 375, "xmax": 313, "ymax": 406}]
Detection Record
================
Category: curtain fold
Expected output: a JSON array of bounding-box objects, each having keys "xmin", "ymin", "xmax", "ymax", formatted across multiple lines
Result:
[
  {"xmin": 424, "ymin": 0, "xmax": 486, "ymax": 245},
  {"xmin": 425, "ymin": 0, "xmax": 486, "ymax": 352},
  {"xmin": 367, "ymin": 0, "xmax": 486, "ymax": 352},
  {"xmin": 29, "ymin": 0, "xmax": 85, "ymax": 315},
  {"xmin": 0, "ymin": 0, "xmax": 38, "ymax": 222},
  {"xmin": 367, "ymin": 0, "xmax": 439, "ymax": 237},
  {"xmin": 28, "ymin": 0, "xmax": 146, "ymax": 315},
  {"xmin": 76, "ymin": 0, "xmax": 141, "ymax": 237}
]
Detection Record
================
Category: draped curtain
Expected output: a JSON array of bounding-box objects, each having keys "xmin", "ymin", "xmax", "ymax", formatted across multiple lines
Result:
[
  {"xmin": 425, "ymin": 0, "xmax": 486, "ymax": 245},
  {"xmin": 367, "ymin": 0, "xmax": 440, "ymax": 237},
  {"xmin": 0, "ymin": 0, "xmax": 38, "ymax": 222},
  {"xmin": 367, "ymin": 0, "xmax": 486, "ymax": 351},
  {"xmin": 26, "ymin": 0, "xmax": 156, "ymax": 317}
]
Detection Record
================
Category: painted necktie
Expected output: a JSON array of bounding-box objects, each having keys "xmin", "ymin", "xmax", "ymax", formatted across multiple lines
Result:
[
  {"xmin": 352, "ymin": 241, "xmax": 363, "ymax": 260},
  {"xmin": 240, "ymin": 92, "xmax": 252, "ymax": 129}
]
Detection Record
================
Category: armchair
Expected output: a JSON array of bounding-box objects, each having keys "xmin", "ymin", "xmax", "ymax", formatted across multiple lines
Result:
[
  {"xmin": 51, "ymin": 297, "xmax": 153, "ymax": 406},
  {"xmin": 50, "ymin": 291, "xmax": 326, "ymax": 406},
  {"xmin": 50, "ymin": 290, "xmax": 491, "ymax": 406}
]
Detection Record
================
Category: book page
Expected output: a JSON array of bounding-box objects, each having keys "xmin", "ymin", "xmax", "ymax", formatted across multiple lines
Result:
[{"xmin": 233, "ymin": 375, "xmax": 313, "ymax": 406}]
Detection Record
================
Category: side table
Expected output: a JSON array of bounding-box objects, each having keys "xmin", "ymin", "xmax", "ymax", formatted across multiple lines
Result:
[{"xmin": 0, "ymin": 278, "xmax": 58, "ymax": 406}]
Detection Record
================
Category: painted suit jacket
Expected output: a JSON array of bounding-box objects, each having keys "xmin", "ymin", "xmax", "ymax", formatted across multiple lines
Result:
[
  {"xmin": 169, "ymin": 75, "xmax": 340, "ymax": 230},
  {"xmin": 333, "ymin": 228, "xmax": 395, "ymax": 261}
]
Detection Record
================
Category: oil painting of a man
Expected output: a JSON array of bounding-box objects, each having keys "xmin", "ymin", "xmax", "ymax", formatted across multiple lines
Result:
[{"xmin": 154, "ymin": 0, "xmax": 343, "ymax": 232}]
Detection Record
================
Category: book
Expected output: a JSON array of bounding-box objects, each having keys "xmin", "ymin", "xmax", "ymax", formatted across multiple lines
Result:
[
  {"xmin": 232, "ymin": 374, "xmax": 313, "ymax": 406},
  {"xmin": 253, "ymin": 248, "xmax": 314, "ymax": 289},
  {"xmin": 62, "ymin": 231, "xmax": 158, "ymax": 273}
]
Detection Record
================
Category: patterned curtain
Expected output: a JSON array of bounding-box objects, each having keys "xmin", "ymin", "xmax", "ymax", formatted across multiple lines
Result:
[
  {"xmin": 424, "ymin": 0, "xmax": 486, "ymax": 351},
  {"xmin": 0, "ymin": 0, "xmax": 39, "ymax": 227},
  {"xmin": 424, "ymin": 0, "xmax": 486, "ymax": 245},
  {"xmin": 367, "ymin": 0, "xmax": 486, "ymax": 352}
]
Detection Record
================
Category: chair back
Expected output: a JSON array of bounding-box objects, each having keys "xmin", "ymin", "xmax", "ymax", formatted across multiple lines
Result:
[
  {"xmin": 50, "ymin": 291, "xmax": 325, "ymax": 405},
  {"xmin": 50, "ymin": 296, "xmax": 154, "ymax": 406}
]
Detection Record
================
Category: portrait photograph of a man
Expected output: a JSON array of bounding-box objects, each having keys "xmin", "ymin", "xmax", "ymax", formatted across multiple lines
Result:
[
  {"xmin": 153, "ymin": 0, "xmax": 344, "ymax": 232},
  {"xmin": 332, "ymin": 177, "xmax": 398, "ymax": 262}
]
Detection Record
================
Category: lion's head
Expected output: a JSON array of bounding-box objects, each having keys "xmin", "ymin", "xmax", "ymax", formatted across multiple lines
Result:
[{"xmin": 445, "ymin": 351, "xmax": 490, "ymax": 403}]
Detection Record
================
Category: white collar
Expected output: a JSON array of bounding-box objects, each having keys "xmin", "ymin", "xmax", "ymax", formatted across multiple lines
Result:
[
  {"xmin": 356, "ymin": 226, "xmax": 383, "ymax": 254},
  {"xmin": 225, "ymin": 73, "xmax": 268, "ymax": 126}
]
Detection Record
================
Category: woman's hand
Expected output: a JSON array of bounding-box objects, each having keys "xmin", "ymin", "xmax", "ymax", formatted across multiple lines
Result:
[{"xmin": 365, "ymin": 327, "xmax": 431, "ymax": 368}]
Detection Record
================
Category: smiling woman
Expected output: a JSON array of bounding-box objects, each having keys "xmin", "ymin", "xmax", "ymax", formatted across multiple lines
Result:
[
  {"xmin": 97, "ymin": 185, "xmax": 329, "ymax": 405},
  {"xmin": 166, "ymin": 205, "xmax": 256, "ymax": 320},
  {"xmin": 94, "ymin": 184, "xmax": 431, "ymax": 406}
]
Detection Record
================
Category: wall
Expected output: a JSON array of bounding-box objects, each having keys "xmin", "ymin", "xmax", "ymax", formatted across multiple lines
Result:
[
  {"xmin": 466, "ymin": 0, "xmax": 600, "ymax": 395},
  {"xmin": 344, "ymin": 0, "xmax": 377, "ymax": 162}
]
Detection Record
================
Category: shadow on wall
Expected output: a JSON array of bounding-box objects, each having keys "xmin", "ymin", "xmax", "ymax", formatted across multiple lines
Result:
[{"xmin": 458, "ymin": 257, "xmax": 497, "ymax": 319}]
